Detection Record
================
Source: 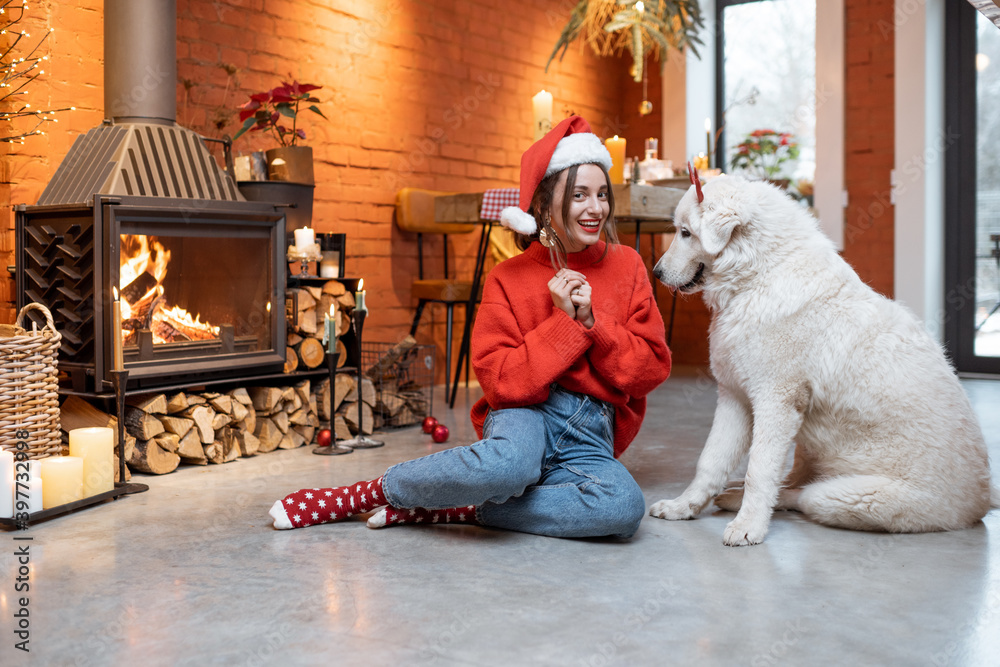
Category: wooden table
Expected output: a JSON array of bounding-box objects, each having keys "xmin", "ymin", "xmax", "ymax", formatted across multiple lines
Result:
[{"xmin": 433, "ymin": 183, "xmax": 685, "ymax": 407}]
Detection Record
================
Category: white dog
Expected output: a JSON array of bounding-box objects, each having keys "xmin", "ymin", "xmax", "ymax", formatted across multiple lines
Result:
[{"xmin": 649, "ymin": 175, "xmax": 998, "ymax": 546}]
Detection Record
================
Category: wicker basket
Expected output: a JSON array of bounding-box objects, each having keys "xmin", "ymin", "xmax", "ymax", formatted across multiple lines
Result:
[{"xmin": 0, "ymin": 303, "xmax": 62, "ymax": 460}]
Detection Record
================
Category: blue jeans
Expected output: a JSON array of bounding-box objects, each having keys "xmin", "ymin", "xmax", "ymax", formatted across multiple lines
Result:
[{"xmin": 381, "ymin": 385, "xmax": 646, "ymax": 538}]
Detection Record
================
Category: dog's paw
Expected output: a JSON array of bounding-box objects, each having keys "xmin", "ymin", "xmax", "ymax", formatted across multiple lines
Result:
[
  {"xmin": 722, "ymin": 515, "xmax": 769, "ymax": 546},
  {"xmin": 713, "ymin": 487, "xmax": 744, "ymax": 512},
  {"xmin": 649, "ymin": 498, "xmax": 699, "ymax": 521}
]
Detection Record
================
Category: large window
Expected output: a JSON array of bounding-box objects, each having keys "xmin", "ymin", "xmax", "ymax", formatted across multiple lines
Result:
[
  {"xmin": 945, "ymin": 2, "xmax": 1000, "ymax": 373},
  {"xmin": 716, "ymin": 0, "xmax": 816, "ymax": 188}
]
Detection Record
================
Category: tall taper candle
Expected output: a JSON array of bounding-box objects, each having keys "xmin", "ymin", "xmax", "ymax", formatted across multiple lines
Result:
[
  {"xmin": 355, "ymin": 278, "xmax": 367, "ymax": 313},
  {"xmin": 704, "ymin": 117, "xmax": 713, "ymax": 169},
  {"xmin": 112, "ymin": 287, "xmax": 124, "ymax": 370}
]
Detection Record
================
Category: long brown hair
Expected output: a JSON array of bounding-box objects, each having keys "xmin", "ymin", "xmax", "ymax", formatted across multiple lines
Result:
[{"xmin": 515, "ymin": 163, "xmax": 619, "ymax": 268}]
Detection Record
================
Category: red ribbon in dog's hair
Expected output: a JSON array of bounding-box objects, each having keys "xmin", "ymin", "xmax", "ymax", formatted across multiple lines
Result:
[{"xmin": 687, "ymin": 161, "xmax": 704, "ymax": 204}]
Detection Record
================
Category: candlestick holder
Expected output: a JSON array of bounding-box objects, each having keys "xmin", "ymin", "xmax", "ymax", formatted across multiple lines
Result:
[
  {"xmin": 111, "ymin": 369, "xmax": 149, "ymax": 495},
  {"xmin": 313, "ymin": 350, "xmax": 353, "ymax": 456},
  {"xmin": 339, "ymin": 309, "xmax": 384, "ymax": 449},
  {"xmin": 286, "ymin": 244, "xmax": 322, "ymax": 278}
]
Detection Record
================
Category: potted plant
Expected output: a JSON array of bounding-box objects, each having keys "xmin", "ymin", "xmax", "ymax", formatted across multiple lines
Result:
[
  {"xmin": 729, "ymin": 129, "xmax": 800, "ymax": 186},
  {"xmin": 233, "ymin": 80, "xmax": 327, "ymax": 185}
]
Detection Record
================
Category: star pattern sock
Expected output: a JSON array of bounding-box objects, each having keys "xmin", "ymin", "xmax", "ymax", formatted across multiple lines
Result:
[
  {"xmin": 366, "ymin": 504, "xmax": 478, "ymax": 529},
  {"xmin": 269, "ymin": 476, "xmax": 385, "ymax": 529}
]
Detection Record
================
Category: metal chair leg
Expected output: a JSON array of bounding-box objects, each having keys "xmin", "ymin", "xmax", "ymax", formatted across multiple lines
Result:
[
  {"xmin": 409, "ymin": 300, "xmax": 427, "ymax": 336},
  {"xmin": 444, "ymin": 304, "xmax": 454, "ymax": 405}
]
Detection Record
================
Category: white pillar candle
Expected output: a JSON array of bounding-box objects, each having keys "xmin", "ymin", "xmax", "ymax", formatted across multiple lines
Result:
[
  {"xmin": 532, "ymin": 90, "xmax": 553, "ymax": 141},
  {"xmin": 40, "ymin": 456, "xmax": 84, "ymax": 509},
  {"xmin": 69, "ymin": 427, "xmax": 115, "ymax": 497},
  {"xmin": 293, "ymin": 227, "xmax": 315, "ymax": 251},
  {"xmin": 0, "ymin": 450, "xmax": 14, "ymax": 519}
]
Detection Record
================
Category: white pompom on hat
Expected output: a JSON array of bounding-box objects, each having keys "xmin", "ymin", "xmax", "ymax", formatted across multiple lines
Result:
[{"xmin": 499, "ymin": 116, "xmax": 613, "ymax": 236}]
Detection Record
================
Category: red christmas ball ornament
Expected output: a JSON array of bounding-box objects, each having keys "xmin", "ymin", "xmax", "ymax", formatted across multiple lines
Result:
[
  {"xmin": 316, "ymin": 429, "xmax": 332, "ymax": 447},
  {"xmin": 432, "ymin": 423, "xmax": 450, "ymax": 443},
  {"xmin": 422, "ymin": 416, "xmax": 439, "ymax": 433}
]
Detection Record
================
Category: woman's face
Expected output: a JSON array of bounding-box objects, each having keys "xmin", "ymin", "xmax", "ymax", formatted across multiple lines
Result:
[{"xmin": 550, "ymin": 163, "xmax": 610, "ymax": 253}]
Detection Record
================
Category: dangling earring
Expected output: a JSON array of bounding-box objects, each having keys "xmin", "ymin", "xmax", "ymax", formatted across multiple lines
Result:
[{"xmin": 538, "ymin": 217, "xmax": 556, "ymax": 248}]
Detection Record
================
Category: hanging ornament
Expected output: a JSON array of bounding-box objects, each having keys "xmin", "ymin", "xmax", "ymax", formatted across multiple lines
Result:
[{"xmin": 638, "ymin": 59, "xmax": 653, "ymax": 116}]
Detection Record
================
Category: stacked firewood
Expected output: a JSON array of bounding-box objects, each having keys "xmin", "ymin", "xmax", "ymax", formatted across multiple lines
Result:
[
  {"xmin": 57, "ymin": 375, "xmax": 378, "ymax": 476},
  {"xmin": 285, "ymin": 279, "xmax": 355, "ymax": 372},
  {"xmin": 365, "ymin": 335, "xmax": 432, "ymax": 429}
]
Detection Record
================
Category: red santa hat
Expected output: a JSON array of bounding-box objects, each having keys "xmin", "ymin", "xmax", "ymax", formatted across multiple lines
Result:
[{"xmin": 499, "ymin": 116, "xmax": 613, "ymax": 236}]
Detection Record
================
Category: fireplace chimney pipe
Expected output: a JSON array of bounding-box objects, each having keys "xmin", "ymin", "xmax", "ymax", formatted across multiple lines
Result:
[{"xmin": 104, "ymin": 0, "xmax": 177, "ymax": 125}]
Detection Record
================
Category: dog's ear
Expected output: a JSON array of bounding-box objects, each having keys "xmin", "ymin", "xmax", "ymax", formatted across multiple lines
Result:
[{"xmin": 700, "ymin": 208, "xmax": 741, "ymax": 256}]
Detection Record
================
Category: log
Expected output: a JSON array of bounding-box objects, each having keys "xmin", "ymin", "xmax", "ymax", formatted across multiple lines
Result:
[
  {"xmin": 365, "ymin": 335, "xmax": 417, "ymax": 381},
  {"xmin": 255, "ymin": 418, "xmax": 283, "ymax": 453},
  {"xmin": 153, "ymin": 432, "xmax": 180, "ymax": 454},
  {"xmin": 289, "ymin": 408, "xmax": 310, "ymax": 426},
  {"xmin": 335, "ymin": 291, "xmax": 356, "ymax": 310},
  {"xmin": 128, "ymin": 438, "xmax": 180, "ymax": 474},
  {"xmin": 292, "ymin": 424, "xmax": 316, "ymax": 446},
  {"xmin": 231, "ymin": 400, "xmax": 249, "ymax": 423},
  {"xmin": 177, "ymin": 429, "xmax": 207, "ymax": 465},
  {"xmin": 340, "ymin": 401, "xmax": 374, "ymax": 435},
  {"xmin": 378, "ymin": 390, "xmax": 407, "ymax": 417},
  {"xmin": 333, "ymin": 415, "xmax": 352, "ymax": 441},
  {"xmin": 59, "ymin": 395, "xmax": 135, "ymax": 461},
  {"xmin": 336, "ymin": 339, "xmax": 347, "ymax": 367},
  {"xmin": 249, "ymin": 386, "xmax": 283, "ymax": 413},
  {"xmin": 221, "ymin": 427, "xmax": 240, "ymax": 462},
  {"xmin": 230, "ymin": 387, "xmax": 253, "ymax": 407},
  {"xmin": 187, "ymin": 394, "xmax": 207, "ymax": 406},
  {"xmin": 295, "ymin": 337, "xmax": 325, "ymax": 369},
  {"xmin": 203, "ymin": 440, "xmax": 224, "ymax": 465},
  {"xmin": 211, "ymin": 411, "xmax": 231, "ymax": 431},
  {"xmin": 240, "ymin": 407, "xmax": 257, "ymax": 438},
  {"xmin": 345, "ymin": 377, "xmax": 377, "ymax": 406},
  {"xmin": 303, "ymin": 285, "xmax": 323, "ymax": 301},
  {"xmin": 271, "ymin": 410, "xmax": 290, "ymax": 434},
  {"xmin": 284, "ymin": 346, "xmax": 299, "ymax": 373},
  {"xmin": 124, "ymin": 406, "xmax": 165, "ymax": 440},
  {"xmin": 208, "ymin": 394, "xmax": 233, "ymax": 415},
  {"xmin": 236, "ymin": 430, "xmax": 260, "ymax": 457},
  {"xmin": 277, "ymin": 431, "xmax": 298, "ymax": 450},
  {"xmin": 127, "ymin": 393, "xmax": 168, "ymax": 415},
  {"xmin": 295, "ymin": 380, "xmax": 311, "ymax": 406},
  {"xmin": 159, "ymin": 415, "xmax": 194, "ymax": 438},
  {"xmin": 181, "ymin": 405, "xmax": 216, "ymax": 444},
  {"xmin": 298, "ymin": 308, "xmax": 318, "ymax": 335},
  {"xmin": 287, "ymin": 332, "xmax": 304, "ymax": 346},
  {"xmin": 166, "ymin": 392, "xmax": 190, "ymax": 414},
  {"xmin": 293, "ymin": 287, "xmax": 317, "ymax": 311},
  {"xmin": 322, "ymin": 279, "xmax": 346, "ymax": 296}
]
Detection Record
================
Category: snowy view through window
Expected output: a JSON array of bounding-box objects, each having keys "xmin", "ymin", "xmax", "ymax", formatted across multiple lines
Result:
[
  {"xmin": 722, "ymin": 0, "xmax": 815, "ymax": 185},
  {"xmin": 976, "ymin": 11, "xmax": 1000, "ymax": 357}
]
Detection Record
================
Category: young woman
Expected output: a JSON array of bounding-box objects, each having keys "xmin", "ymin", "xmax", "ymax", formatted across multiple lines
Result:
[{"xmin": 270, "ymin": 116, "xmax": 671, "ymax": 538}]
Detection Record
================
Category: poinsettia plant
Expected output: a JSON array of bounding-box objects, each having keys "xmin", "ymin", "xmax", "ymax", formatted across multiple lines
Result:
[
  {"xmin": 232, "ymin": 81, "xmax": 327, "ymax": 147},
  {"xmin": 730, "ymin": 129, "xmax": 800, "ymax": 180}
]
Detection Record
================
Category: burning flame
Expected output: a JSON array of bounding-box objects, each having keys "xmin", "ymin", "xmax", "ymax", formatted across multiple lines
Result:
[{"xmin": 120, "ymin": 235, "xmax": 219, "ymax": 344}]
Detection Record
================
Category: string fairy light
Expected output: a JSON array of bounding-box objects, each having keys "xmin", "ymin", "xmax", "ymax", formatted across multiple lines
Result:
[{"xmin": 1, "ymin": 1, "xmax": 71, "ymax": 143}]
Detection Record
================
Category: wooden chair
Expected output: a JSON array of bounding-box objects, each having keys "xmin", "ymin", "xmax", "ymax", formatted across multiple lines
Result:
[{"xmin": 395, "ymin": 187, "xmax": 479, "ymax": 402}]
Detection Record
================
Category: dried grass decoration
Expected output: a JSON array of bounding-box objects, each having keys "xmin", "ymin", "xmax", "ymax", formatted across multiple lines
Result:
[
  {"xmin": 546, "ymin": 0, "xmax": 705, "ymax": 82},
  {"xmin": 0, "ymin": 303, "xmax": 62, "ymax": 461}
]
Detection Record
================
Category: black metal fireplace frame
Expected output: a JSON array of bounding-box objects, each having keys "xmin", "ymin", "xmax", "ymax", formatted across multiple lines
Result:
[{"xmin": 16, "ymin": 194, "xmax": 287, "ymax": 395}]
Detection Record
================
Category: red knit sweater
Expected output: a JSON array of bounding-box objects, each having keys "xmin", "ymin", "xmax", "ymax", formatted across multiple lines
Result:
[{"xmin": 470, "ymin": 240, "xmax": 672, "ymax": 458}]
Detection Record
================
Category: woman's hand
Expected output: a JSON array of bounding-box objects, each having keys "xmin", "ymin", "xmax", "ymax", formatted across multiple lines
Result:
[
  {"xmin": 548, "ymin": 269, "xmax": 585, "ymax": 319},
  {"xmin": 570, "ymin": 281, "xmax": 594, "ymax": 329}
]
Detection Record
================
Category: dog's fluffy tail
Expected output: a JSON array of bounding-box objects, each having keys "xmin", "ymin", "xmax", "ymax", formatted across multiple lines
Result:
[{"xmin": 992, "ymin": 484, "xmax": 1000, "ymax": 510}]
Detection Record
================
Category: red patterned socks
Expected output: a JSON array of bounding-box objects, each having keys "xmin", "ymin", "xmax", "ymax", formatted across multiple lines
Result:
[
  {"xmin": 269, "ymin": 476, "xmax": 385, "ymax": 529},
  {"xmin": 366, "ymin": 504, "xmax": 478, "ymax": 529}
]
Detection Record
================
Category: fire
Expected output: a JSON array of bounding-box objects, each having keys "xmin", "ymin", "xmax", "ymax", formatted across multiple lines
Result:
[{"xmin": 120, "ymin": 235, "xmax": 220, "ymax": 345}]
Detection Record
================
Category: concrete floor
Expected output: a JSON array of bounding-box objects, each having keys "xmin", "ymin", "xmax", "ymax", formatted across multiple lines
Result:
[{"xmin": 3, "ymin": 368, "xmax": 999, "ymax": 666}]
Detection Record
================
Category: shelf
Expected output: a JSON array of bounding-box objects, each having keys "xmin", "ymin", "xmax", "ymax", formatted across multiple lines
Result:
[{"xmin": 0, "ymin": 482, "xmax": 149, "ymax": 530}]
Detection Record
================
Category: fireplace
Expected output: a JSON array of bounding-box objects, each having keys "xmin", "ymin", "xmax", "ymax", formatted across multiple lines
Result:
[
  {"xmin": 15, "ymin": 196, "xmax": 287, "ymax": 394},
  {"xmin": 13, "ymin": 0, "xmax": 295, "ymax": 395}
]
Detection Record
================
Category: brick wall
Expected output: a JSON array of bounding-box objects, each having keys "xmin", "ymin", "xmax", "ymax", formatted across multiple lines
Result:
[
  {"xmin": 842, "ymin": 0, "xmax": 895, "ymax": 297},
  {"xmin": 3, "ymin": 0, "xmax": 899, "ymax": 378}
]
